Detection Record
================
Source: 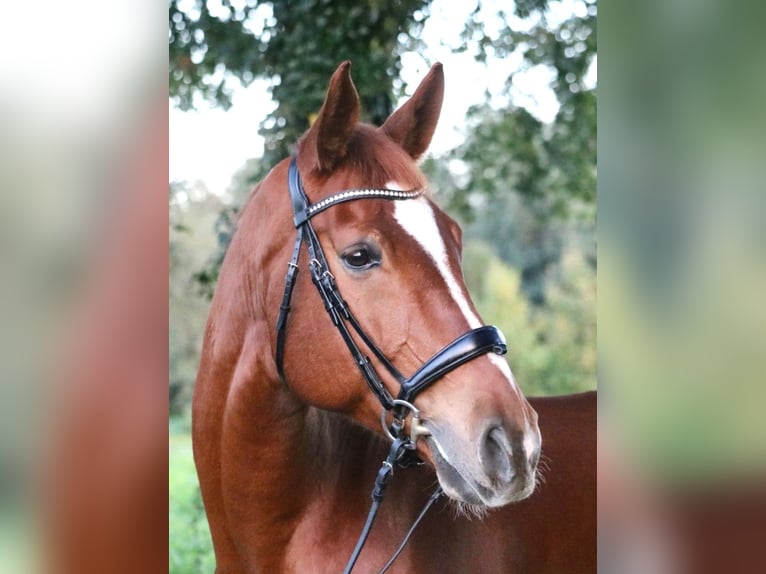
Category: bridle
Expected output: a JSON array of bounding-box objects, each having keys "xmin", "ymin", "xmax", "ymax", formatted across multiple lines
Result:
[{"xmin": 275, "ymin": 157, "xmax": 508, "ymax": 573}]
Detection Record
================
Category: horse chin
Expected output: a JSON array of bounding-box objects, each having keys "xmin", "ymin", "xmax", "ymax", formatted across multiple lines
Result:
[{"xmin": 423, "ymin": 436, "xmax": 537, "ymax": 510}]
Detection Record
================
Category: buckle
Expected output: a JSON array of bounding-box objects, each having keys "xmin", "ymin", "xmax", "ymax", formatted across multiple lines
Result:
[{"xmin": 380, "ymin": 399, "xmax": 430, "ymax": 444}]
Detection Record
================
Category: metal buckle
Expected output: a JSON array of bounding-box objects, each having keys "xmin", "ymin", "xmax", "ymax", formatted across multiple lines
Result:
[{"xmin": 381, "ymin": 399, "xmax": 430, "ymax": 444}]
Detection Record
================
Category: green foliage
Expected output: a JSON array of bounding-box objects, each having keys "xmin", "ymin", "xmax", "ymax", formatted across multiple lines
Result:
[
  {"xmin": 452, "ymin": 0, "xmax": 596, "ymax": 217},
  {"xmin": 169, "ymin": 0, "xmax": 262, "ymax": 110},
  {"xmin": 421, "ymin": 1, "xmax": 597, "ymax": 309},
  {"xmin": 188, "ymin": 159, "xmax": 260, "ymax": 302},
  {"xmin": 463, "ymin": 240, "xmax": 595, "ymax": 395},
  {"xmin": 192, "ymin": 205, "xmax": 238, "ymax": 301},
  {"xmin": 256, "ymin": 0, "xmax": 430, "ymax": 164},
  {"xmin": 169, "ymin": 182, "xmax": 224, "ymax": 414},
  {"xmin": 170, "ymin": 425, "xmax": 215, "ymax": 573},
  {"xmin": 467, "ymin": 192, "xmax": 563, "ymax": 306},
  {"xmin": 170, "ymin": 0, "xmax": 430, "ymax": 164}
]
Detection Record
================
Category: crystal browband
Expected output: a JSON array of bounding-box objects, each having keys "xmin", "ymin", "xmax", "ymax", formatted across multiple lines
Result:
[{"xmin": 305, "ymin": 188, "xmax": 424, "ymax": 221}]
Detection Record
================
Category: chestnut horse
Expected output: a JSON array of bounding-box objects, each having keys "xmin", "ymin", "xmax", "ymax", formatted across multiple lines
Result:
[{"xmin": 193, "ymin": 62, "xmax": 596, "ymax": 573}]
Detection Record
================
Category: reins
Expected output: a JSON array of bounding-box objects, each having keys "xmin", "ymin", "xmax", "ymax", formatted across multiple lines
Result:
[{"xmin": 275, "ymin": 157, "xmax": 509, "ymax": 572}]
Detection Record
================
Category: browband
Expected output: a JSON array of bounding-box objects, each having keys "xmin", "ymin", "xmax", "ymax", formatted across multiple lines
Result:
[{"xmin": 289, "ymin": 160, "xmax": 423, "ymax": 227}]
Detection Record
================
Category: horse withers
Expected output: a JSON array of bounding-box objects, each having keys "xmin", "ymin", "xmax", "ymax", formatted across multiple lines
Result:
[{"xmin": 192, "ymin": 61, "xmax": 595, "ymax": 573}]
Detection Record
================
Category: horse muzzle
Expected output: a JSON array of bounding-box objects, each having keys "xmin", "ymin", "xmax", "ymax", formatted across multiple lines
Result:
[{"xmin": 424, "ymin": 418, "xmax": 541, "ymax": 508}]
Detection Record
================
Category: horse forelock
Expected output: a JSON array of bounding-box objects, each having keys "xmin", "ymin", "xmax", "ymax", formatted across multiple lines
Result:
[{"xmin": 298, "ymin": 124, "xmax": 428, "ymax": 195}]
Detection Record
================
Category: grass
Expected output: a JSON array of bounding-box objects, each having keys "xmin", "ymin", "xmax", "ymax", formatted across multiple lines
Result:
[{"xmin": 169, "ymin": 417, "xmax": 215, "ymax": 573}]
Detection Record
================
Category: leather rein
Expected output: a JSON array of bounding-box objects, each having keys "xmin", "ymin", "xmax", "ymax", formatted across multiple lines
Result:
[{"xmin": 275, "ymin": 157, "xmax": 508, "ymax": 573}]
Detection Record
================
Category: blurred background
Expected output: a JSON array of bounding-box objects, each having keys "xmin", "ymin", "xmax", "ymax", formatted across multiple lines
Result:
[
  {"xmin": 168, "ymin": 1, "xmax": 596, "ymax": 568},
  {"xmin": 0, "ymin": 2, "xmax": 167, "ymax": 572},
  {"xmin": 598, "ymin": 1, "xmax": 766, "ymax": 572}
]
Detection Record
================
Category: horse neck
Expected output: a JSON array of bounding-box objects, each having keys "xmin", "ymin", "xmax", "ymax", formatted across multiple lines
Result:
[{"xmin": 218, "ymin": 336, "xmax": 390, "ymax": 537}]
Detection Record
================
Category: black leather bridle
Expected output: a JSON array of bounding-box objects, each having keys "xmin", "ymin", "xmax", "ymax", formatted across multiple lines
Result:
[{"xmin": 274, "ymin": 157, "xmax": 508, "ymax": 573}]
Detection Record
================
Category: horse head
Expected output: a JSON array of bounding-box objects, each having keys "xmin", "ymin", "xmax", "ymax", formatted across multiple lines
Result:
[{"xmin": 243, "ymin": 61, "xmax": 540, "ymax": 509}]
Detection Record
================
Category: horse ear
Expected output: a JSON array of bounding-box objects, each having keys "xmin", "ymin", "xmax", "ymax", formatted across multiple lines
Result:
[
  {"xmin": 300, "ymin": 60, "xmax": 360, "ymax": 172},
  {"xmin": 380, "ymin": 63, "xmax": 444, "ymax": 160}
]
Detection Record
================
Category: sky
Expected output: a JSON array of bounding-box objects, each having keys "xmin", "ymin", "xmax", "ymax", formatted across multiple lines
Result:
[{"xmin": 169, "ymin": 0, "xmax": 592, "ymax": 196}]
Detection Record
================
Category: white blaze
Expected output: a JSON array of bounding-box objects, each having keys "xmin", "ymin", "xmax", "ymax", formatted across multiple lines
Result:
[
  {"xmin": 392, "ymin": 196, "xmax": 481, "ymax": 330},
  {"xmin": 390, "ymin": 191, "xmax": 519, "ymax": 391}
]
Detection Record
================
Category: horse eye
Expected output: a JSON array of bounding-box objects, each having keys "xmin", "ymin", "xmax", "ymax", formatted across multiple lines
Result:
[{"xmin": 342, "ymin": 247, "xmax": 377, "ymax": 270}]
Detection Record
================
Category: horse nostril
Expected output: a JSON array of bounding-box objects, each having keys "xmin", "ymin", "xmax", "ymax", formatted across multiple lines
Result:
[{"xmin": 479, "ymin": 425, "xmax": 514, "ymax": 484}]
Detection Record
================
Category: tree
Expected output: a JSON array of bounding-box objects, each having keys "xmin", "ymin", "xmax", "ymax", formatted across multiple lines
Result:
[
  {"xmin": 444, "ymin": 0, "xmax": 596, "ymax": 213},
  {"xmin": 426, "ymin": 0, "xmax": 597, "ymax": 304},
  {"xmin": 170, "ymin": 0, "xmax": 430, "ymax": 166}
]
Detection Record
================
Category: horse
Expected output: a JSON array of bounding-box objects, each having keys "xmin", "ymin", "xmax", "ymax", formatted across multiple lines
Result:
[{"xmin": 192, "ymin": 61, "xmax": 596, "ymax": 573}]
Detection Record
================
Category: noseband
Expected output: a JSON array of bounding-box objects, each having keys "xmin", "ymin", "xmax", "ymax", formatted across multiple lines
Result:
[{"xmin": 274, "ymin": 157, "xmax": 508, "ymax": 573}]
